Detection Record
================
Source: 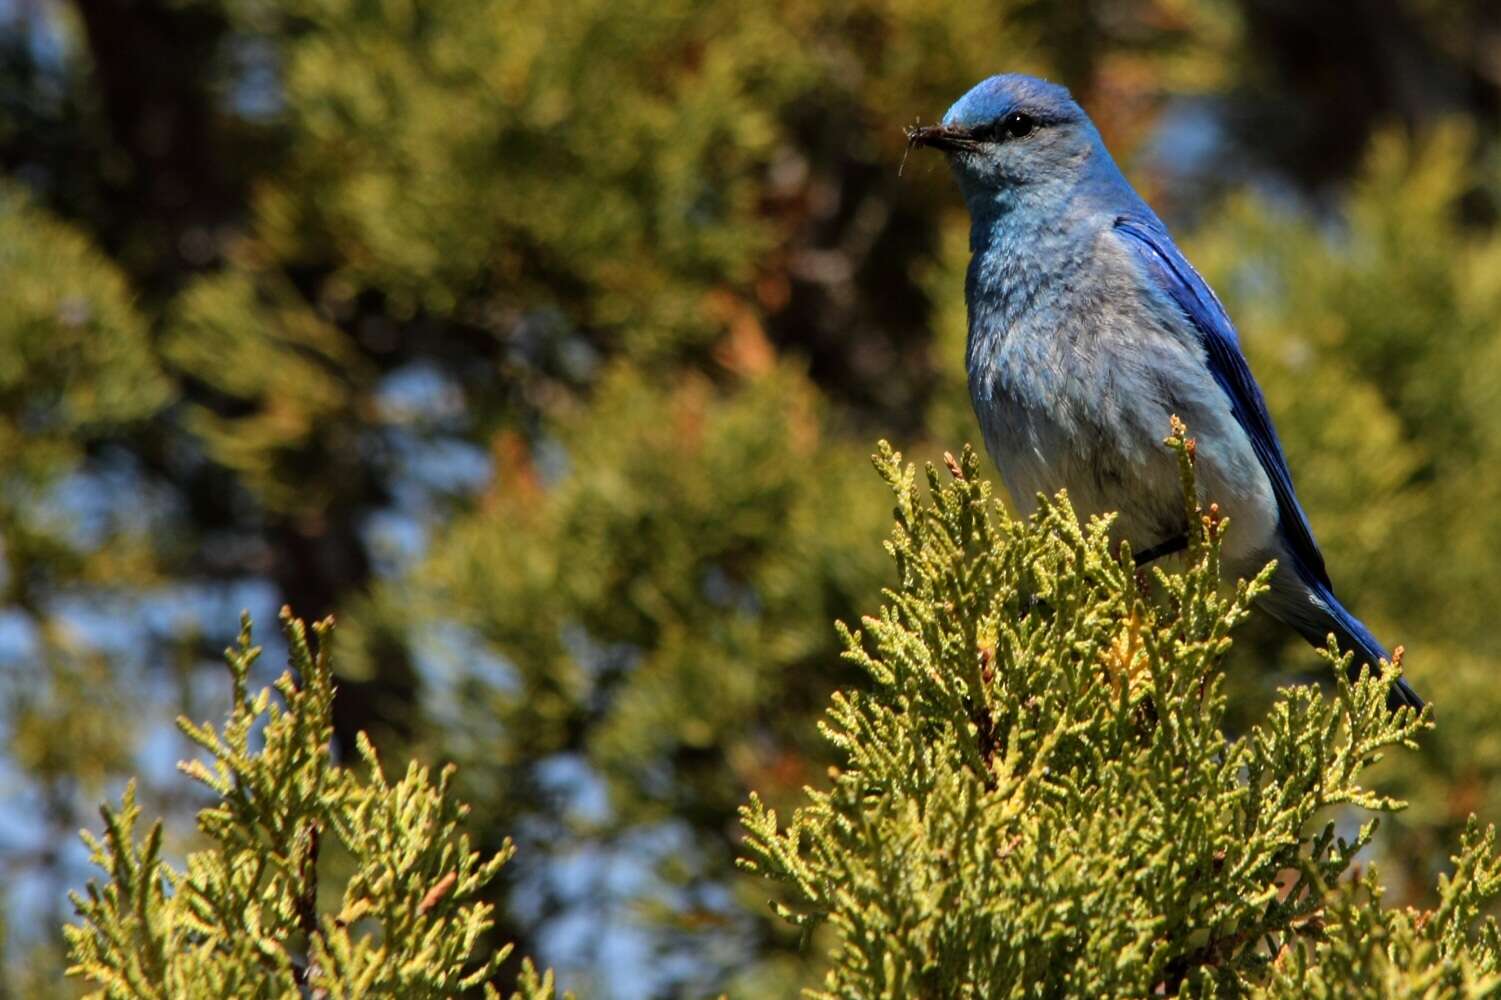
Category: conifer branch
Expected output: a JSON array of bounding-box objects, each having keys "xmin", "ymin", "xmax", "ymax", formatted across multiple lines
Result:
[
  {"xmin": 64, "ymin": 611, "xmax": 568, "ymax": 999},
  {"xmin": 738, "ymin": 427, "xmax": 1495, "ymax": 996}
]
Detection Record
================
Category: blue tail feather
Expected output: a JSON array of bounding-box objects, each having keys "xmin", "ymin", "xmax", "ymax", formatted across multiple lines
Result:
[{"xmin": 1312, "ymin": 581, "xmax": 1423, "ymax": 712}]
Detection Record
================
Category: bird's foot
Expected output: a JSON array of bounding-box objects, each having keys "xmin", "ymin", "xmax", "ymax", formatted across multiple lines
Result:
[{"xmin": 1134, "ymin": 533, "xmax": 1188, "ymax": 566}]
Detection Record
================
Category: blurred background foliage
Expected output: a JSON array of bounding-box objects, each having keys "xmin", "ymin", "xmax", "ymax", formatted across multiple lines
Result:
[{"xmin": 2, "ymin": 0, "xmax": 1501, "ymax": 995}]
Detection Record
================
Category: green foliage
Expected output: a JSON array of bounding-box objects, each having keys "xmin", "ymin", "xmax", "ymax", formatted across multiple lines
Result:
[
  {"xmin": 0, "ymin": 189, "xmax": 172, "ymax": 988},
  {"xmin": 375, "ymin": 363, "xmax": 896, "ymax": 984},
  {"xmin": 0, "ymin": 183, "xmax": 169, "ymax": 452},
  {"xmin": 0, "ymin": 182, "xmax": 170, "ymax": 597},
  {"xmin": 1257, "ymin": 824, "xmax": 1501, "ymax": 997},
  {"xmin": 742, "ymin": 433, "xmax": 1501, "ymax": 996},
  {"xmin": 65, "ymin": 609, "xmax": 561, "ymax": 1000},
  {"xmin": 165, "ymin": 269, "xmax": 372, "ymax": 517},
  {"xmin": 418, "ymin": 364, "xmax": 888, "ymax": 816}
]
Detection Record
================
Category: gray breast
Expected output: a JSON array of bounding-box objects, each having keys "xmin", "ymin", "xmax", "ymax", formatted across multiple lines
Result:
[{"xmin": 965, "ymin": 229, "xmax": 1278, "ymax": 568}]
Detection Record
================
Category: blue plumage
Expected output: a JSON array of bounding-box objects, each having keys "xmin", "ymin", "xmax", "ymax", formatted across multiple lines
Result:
[
  {"xmin": 1113, "ymin": 215, "xmax": 1330, "ymax": 589},
  {"xmin": 910, "ymin": 74, "xmax": 1422, "ymax": 711}
]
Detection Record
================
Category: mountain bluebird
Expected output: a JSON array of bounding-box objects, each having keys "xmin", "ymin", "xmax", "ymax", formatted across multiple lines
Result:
[{"xmin": 908, "ymin": 73, "xmax": 1422, "ymax": 711}]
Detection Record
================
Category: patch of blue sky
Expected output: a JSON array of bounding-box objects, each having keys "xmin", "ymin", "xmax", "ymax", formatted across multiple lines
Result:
[{"xmin": 526, "ymin": 821, "xmax": 763, "ymax": 999}]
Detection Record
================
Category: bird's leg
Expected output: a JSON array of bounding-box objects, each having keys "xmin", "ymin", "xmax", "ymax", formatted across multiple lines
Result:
[{"xmin": 1134, "ymin": 533, "xmax": 1188, "ymax": 566}]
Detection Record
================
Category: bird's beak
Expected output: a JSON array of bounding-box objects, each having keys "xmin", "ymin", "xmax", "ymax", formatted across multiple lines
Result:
[{"xmin": 904, "ymin": 122, "xmax": 980, "ymax": 154}]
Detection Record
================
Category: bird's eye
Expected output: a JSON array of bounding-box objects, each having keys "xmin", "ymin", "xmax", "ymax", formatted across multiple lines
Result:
[{"xmin": 1000, "ymin": 112, "xmax": 1037, "ymax": 140}]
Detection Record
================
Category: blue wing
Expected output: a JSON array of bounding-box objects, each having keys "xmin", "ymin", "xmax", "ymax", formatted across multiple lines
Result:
[
  {"xmin": 1114, "ymin": 215, "xmax": 1426, "ymax": 712},
  {"xmin": 1113, "ymin": 215, "xmax": 1331, "ymax": 590}
]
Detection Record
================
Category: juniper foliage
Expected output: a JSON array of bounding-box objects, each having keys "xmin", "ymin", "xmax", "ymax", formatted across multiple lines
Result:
[
  {"xmin": 741, "ymin": 429, "xmax": 1501, "ymax": 996},
  {"xmin": 64, "ymin": 609, "xmax": 561, "ymax": 1000}
]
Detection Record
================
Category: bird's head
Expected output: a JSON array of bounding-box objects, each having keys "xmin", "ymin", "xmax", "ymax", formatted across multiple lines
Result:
[{"xmin": 907, "ymin": 74, "xmax": 1103, "ymax": 210}]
